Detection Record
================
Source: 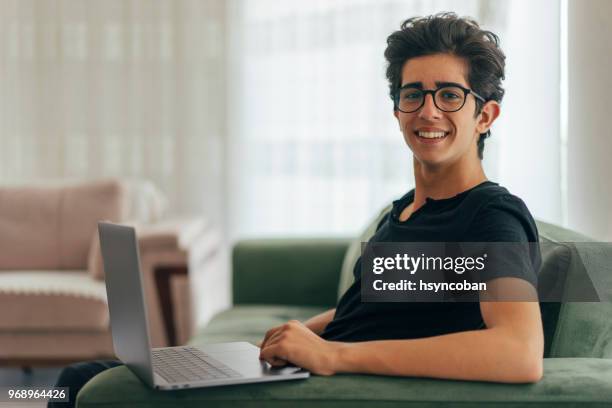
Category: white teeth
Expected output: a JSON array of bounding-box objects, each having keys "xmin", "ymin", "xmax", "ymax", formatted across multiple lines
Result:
[{"xmin": 417, "ymin": 131, "xmax": 447, "ymax": 139}]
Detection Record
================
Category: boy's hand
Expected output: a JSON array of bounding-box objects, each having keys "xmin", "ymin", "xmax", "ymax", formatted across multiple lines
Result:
[{"xmin": 258, "ymin": 320, "xmax": 342, "ymax": 376}]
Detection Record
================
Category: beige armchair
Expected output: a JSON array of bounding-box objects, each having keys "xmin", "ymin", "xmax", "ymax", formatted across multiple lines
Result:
[{"xmin": 0, "ymin": 179, "xmax": 216, "ymax": 367}]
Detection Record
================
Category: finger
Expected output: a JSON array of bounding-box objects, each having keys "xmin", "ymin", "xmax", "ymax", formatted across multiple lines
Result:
[
  {"xmin": 261, "ymin": 353, "xmax": 288, "ymax": 366},
  {"xmin": 260, "ymin": 325, "xmax": 282, "ymax": 349},
  {"xmin": 259, "ymin": 344, "xmax": 288, "ymax": 366},
  {"xmin": 259, "ymin": 329, "xmax": 287, "ymax": 361},
  {"xmin": 260, "ymin": 332, "xmax": 285, "ymax": 357},
  {"xmin": 269, "ymin": 358, "xmax": 288, "ymax": 367}
]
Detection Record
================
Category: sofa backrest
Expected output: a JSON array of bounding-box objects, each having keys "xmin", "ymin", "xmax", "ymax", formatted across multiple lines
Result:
[
  {"xmin": 337, "ymin": 204, "xmax": 392, "ymax": 299},
  {"xmin": 537, "ymin": 222, "xmax": 612, "ymax": 359},
  {"xmin": 0, "ymin": 179, "xmax": 126, "ymax": 270},
  {"xmin": 337, "ymin": 206, "xmax": 612, "ymax": 359}
]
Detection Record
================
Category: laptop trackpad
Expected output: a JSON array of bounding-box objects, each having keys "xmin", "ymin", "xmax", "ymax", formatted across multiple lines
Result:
[{"xmin": 202, "ymin": 343, "xmax": 307, "ymax": 378}]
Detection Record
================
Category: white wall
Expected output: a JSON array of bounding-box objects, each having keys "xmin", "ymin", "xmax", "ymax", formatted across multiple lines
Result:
[
  {"xmin": 488, "ymin": 0, "xmax": 561, "ymax": 225},
  {"xmin": 567, "ymin": 0, "xmax": 612, "ymax": 240}
]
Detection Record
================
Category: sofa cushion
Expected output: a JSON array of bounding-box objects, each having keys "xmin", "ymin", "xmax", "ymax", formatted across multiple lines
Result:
[
  {"xmin": 189, "ymin": 305, "xmax": 328, "ymax": 346},
  {"xmin": 337, "ymin": 205, "xmax": 392, "ymax": 300},
  {"xmin": 533, "ymin": 221, "xmax": 612, "ymax": 358},
  {"xmin": 0, "ymin": 271, "xmax": 108, "ymax": 331},
  {"xmin": 0, "ymin": 179, "xmax": 126, "ymax": 270},
  {"xmin": 77, "ymin": 357, "xmax": 612, "ymax": 407},
  {"xmin": 547, "ymin": 242, "xmax": 612, "ymax": 358}
]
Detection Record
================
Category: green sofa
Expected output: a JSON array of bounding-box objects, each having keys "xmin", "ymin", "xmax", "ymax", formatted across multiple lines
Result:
[{"xmin": 77, "ymin": 213, "xmax": 612, "ymax": 407}]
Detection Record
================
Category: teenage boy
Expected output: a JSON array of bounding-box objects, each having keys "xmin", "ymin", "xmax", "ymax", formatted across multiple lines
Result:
[{"xmin": 259, "ymin": 13, "xmax": 543, "ymax": 383}]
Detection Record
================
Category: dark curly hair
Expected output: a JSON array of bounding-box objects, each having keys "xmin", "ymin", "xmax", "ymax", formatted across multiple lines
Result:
[{"xmin": 384, "ymin": 12, "xmax": 505, "ymax": 159}]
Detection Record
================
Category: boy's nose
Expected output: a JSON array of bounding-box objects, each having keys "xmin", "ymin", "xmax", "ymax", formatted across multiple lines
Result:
[{"xmin": 418, "ymin": 93, "xmax": 442, "ymax": 120}]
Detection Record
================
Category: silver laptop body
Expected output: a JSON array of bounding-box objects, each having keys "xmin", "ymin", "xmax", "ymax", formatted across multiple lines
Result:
[{"xmin": 98, "ymin": 222, "xmax": 309, "ymax": 390}]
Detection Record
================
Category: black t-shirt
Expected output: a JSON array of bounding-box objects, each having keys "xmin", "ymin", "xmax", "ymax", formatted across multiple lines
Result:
[{"xmin": 321, "ymin": 181, "xmax": 540, "ymax": 342}]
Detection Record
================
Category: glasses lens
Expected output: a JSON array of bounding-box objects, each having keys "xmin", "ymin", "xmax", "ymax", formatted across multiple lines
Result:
[
  {"xmin": 434, "ymin": 86, "xmax": 465, "ymax": 112},
  {"xmin": 397, "ymin": 87, "xmax": 423, "ymax": 112}
]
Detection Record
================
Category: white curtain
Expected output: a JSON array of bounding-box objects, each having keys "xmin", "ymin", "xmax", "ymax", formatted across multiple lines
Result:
[
  {"xmin": 566, "ymin": 0, "xmax": 612, "ymax": 241},
  {"xmin": 490, "ymin": 0, "xmax": 562, "ymax": 226},
  {"xmin": 226, "ymin": 0, "xmax": 562, "ymax": 239},
  {"xmin": 1, "ymin": 0, "xmax": 563, "ymax": 239},
  {"xmin": 0, "ymin": 0, "xmax": 226, "ymax": 219}
]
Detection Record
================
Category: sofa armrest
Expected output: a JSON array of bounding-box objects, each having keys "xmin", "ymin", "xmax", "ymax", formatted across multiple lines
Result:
[
  {"xmin": 136, "ymin": 217, "xmax": 208, "ymax": 252},
  {"xmin": 88, "ymin": 217, "xmax": 208, "ymax": 280},
  {"xmin": 89, "ymin": 217, "xmax": 213, "ymax": 347},
  {"xmin": 232, "ymin": 238, "xmax": 350, "ymax": 308},
  {"xmin": 136, "ymin": 218, "xmax": 215, "ymax": 347},
  {"xmin": 77, "ymin": 357, "xmax": 612, "ymax": 407}
]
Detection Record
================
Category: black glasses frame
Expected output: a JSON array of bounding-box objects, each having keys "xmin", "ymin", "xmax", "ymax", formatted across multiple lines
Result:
[{"xmin": 393, "ymin": 84, "xmax": 486, "ymax": 113}]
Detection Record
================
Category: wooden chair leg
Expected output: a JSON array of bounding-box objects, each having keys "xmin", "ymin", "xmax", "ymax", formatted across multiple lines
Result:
[{"xmin": 154, "ymin": 266, "xmax": 188, "ymax": 346}]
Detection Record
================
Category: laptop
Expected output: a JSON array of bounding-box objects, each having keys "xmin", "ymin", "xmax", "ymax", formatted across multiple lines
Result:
[{"xmin": 98, "ymin": 221, "xmax": 309, "ymax": 390}]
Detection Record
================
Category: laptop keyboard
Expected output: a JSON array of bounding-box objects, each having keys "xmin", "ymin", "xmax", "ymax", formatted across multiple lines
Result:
[{"xmin": 152, "ymin": 347, "xmax": 242, "ymax": 384}]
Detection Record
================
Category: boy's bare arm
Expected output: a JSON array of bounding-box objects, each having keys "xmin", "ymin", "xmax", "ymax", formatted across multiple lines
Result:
[
  {"xmin": 259, "ymin": 278, "xmax": 544, "ymax": 383},
  {"xmin": 303, "ymin": 308, "xmax": 336, "ymax": 335},
  {"xmin": 258, "ymin": 308, "xmax": 335, "ymax": 347}
]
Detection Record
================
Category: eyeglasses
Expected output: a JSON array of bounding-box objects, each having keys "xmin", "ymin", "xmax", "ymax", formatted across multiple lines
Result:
[{"xmin": 393, "ymin": 83, "xmax": 486, "ymax": 113}]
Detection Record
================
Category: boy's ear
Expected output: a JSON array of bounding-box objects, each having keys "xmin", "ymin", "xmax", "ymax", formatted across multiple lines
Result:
[
  {"xmin": 476, "ymin": 101, "xmax": 501, "ymax": 134},
  {"xmin": 394, "ymin": 110, "xmax": 401, "ymax": 129}
]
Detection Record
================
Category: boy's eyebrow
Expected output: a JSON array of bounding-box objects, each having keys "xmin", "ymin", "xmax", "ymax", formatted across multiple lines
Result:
[
  {"xmin": 435, "ymin": 81, "xmax": 464, "ymax": 88},
  {"xmin": 399, "ymin": 81, "xmax": 465, "ymax": 89},
  {"xmin": 399, "ymin": 82, "xmax": 423, "ymax": 89}
]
